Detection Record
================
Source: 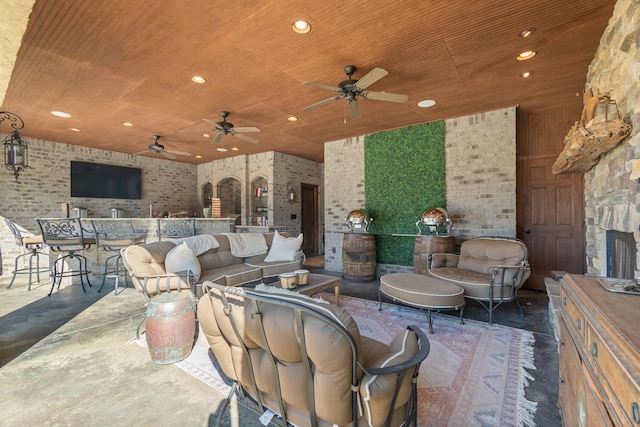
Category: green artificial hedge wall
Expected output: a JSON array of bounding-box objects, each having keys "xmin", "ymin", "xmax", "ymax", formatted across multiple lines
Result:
[{"xmin": 364, "ymin": 121, "xmax": 446, "ymax": 265}]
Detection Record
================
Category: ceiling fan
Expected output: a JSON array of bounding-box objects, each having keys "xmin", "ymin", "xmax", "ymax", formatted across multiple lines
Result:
[
  {"xmin": 184, "ymin": 111, "xmax": 260, "ymax": 144},
  {"xmin": 133, "ymin": 135, "xmax": 191, "ymax": 159},
  {"xmin": 302, "ymin": 65, "xmax": 408, "ymax": 120}
]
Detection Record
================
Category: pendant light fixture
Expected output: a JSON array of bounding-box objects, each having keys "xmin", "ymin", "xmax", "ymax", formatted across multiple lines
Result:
[{"xmin": 1, "ymin": 111, "xmax": 29, "ymax": 181}]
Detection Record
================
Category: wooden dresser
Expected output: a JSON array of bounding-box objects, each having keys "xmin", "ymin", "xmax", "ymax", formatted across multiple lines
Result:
[{"xmin": 559, "ymin": 274, "xmax": 640, "ymax": 426}]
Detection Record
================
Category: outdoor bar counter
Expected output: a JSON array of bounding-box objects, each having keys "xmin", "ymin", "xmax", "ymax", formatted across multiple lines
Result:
[{"xmin": 78, "ymin": 218, "xmax": 237, "ymax": 282}]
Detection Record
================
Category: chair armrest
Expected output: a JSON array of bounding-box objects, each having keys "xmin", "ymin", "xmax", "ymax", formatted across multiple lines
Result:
[
  {"xmin": 488, "ymin": 264, "xmax": 531, "ymax": 289},
  {"xmin": 358, "ymin": 325, "xmax": 430, "ymax": 426},
  {"xmin": 360, "ymin": 325, "xmax": 430, "ymax": 375},
  {"xmin": 430, "ymin": 252, "xmax": 459, "ymax": 269},
  {"xmin": 130, "ymin": 270, "xmax": 194, "ymax": 300}
]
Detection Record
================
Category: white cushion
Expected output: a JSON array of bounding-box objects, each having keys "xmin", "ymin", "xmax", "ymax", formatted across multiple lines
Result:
[
  {"xmin": 170, "ymin": 235, "xmax": 220, "ymax": 256},
  {"xmin": 264, "ymin": 230, "xmax": 303, "ymax": 262},
  {"xmin": 165, "ymin": 242, "xmax": 201, "ymax": 282}
]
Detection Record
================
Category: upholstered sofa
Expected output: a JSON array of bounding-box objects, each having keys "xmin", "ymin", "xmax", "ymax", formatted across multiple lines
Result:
[
  {"xmin": 121, "ymin": 232, "xmax": 303, "ymax": 299},
  {"xmin": 198, "ymin": 282, "xmax": 430, "ymax": 427},
  {"xmin": 428, "ymin": 236, "xmax": 531, "ymax": 323}
]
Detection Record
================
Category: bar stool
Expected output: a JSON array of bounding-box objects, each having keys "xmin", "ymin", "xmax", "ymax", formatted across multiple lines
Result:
[
  {"xmin": 5, "ymin": 219, "xmax": 51, "ymax": 290},
  {"xmin": 37, "ymin": 218, "xmax": 92, "ymax": 296},
  {"xmin": 157, "ymin": 218, "xmax": 195, "ymax": 241},
  {"xmin": 91, "ymin": 220, "xmax": 145, "ymax": 294}
]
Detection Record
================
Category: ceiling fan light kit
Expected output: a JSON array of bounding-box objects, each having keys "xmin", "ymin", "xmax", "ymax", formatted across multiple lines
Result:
[{"xmin": 302, "ymin": 65, "xmax": 409, "ymax": 119}]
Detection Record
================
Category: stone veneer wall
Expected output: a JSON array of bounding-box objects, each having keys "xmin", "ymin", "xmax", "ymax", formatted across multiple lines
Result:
[
  {"xmin": 0, "ymin": 136, "xmax": 197, "ymax": 276},
  {"xmin": 323, "ymin": 108, "xmax": 516, "ymax": 274},
  {"xmin": 583, "ymin": 0, "xmax": 640, "ymax": 276}
]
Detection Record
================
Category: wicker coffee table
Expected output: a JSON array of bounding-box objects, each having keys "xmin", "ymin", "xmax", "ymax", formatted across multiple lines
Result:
[{"xmin": 296, "ymin": 273, "xmax": 341, "ymax": 306}]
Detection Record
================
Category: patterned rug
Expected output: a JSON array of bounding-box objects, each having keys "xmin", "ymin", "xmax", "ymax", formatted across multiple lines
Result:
[{"xmin": 173, "ymin": 295, "xmax": 537, "ymax": 427}]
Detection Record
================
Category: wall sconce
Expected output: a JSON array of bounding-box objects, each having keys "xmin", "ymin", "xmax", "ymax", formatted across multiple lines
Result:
[
  {"xmin": 287, "ymin": 184, "xmax": 296, "ymax": 202},
  {"xmin": 1, "ymin": 111, "xmax": 29, "ymax": 181}
]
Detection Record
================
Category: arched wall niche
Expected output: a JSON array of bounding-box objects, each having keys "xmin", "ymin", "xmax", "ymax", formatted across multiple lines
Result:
[{"xmin": 217, "ymin": 177, "xmax": 241, "ymax": 218}]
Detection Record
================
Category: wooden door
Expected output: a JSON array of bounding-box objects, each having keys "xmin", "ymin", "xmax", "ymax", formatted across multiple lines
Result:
[
  {"xmin": 518, "ymin": 155, "xmax": 585, "ymax": 290},
  {"xmin": 300, "ymin": 183, "xmax": 318, "ymax": 256}
]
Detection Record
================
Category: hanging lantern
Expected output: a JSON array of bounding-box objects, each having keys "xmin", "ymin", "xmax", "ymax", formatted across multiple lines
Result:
[
  {"xmin": 1, "ymin": 111, "xmax": 29, "ymax": 181},
  {"xmin": 593, "ymin": 96, "xmax": 620, "ymax": 123}
]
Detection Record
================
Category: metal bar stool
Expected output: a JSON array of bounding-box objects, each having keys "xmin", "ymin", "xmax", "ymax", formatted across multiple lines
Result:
[
  {"xmin": 37, "ymin": 218, "xmax": 92, "ymax": 296},
  {"xmin": 5, "ymin": 219, "xmax": 51, "ymax": 290},
  {"xmin": 157, "ymin": 218, "xmax": 195, "ymax": 241},
  {"xmin": 91, "ymin": 220, "xmax": 145, "ymax": 294}
]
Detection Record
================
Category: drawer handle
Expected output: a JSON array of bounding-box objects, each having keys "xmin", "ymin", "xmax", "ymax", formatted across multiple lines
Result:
[
  {"xmin": 632, "ymin": 402, "xmax": 640, "ymax": 424},
  {"xmin": 562, "ymin": 296, "xmax": 567, "ymax": 306},
  {"xmin": 590, "ymin": 342, "xmax": 598, "ymax": 358},
  {"xmin": 577, "ymin": 318, "xmax": 582, "ymax": 330}
]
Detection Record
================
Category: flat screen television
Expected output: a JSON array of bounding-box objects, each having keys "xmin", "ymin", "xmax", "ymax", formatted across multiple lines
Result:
[{"xmin": 71, "ymin": 161, "xmax": 142, "ymax": 199}]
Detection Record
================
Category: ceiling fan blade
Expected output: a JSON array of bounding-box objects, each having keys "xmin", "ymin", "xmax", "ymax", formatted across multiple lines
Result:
[
  {"xmin": 233, "ymin": 126, "xmax": 260, "ymax": 133},
  {"xmin": 348, "ymin": 99, "xmax": 361, "ymax": 120},
  {"xmin": 133, "ymin": 150, "xmax": 150, "ymax": 155},
  {"xmin": 302, "ymin": 81, "xmax": 341, "ymax": 92},
  {"xmin": 362, "ymin": 91, "xmax": 409, "ymax": 103},
  {"xmin": 233, "ymin": 132, "xmax": 259, "ymax": 144},
  {"xmin": 212, "ymin": 133, "xmax": 224, "ymax": 144},
  {"xmin": 354, "ymin": 67, "xmax": 388, "ymax": 90},
  {"xmin": 302, "ymin": 96, "xmax": 342, "ymax": 112},
  {"xmin": 161, "ymin": 151, "xmax": 176, "ymax": 159},
  {"xmin": 179, "ymin": 128, "xmax": 214, "ymax": 133},
  {"xmin": 202, "ymin": 118, "xmax": 218, "ymax": 127},
  {"xmin": 166, "ymin": 149, "xmax": 191, "ymax": 157}
]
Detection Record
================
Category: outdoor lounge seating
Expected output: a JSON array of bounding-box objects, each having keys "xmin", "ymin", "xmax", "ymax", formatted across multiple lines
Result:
[
  {"xmin": 428, "ymin": 236, "xmax": 531, "ymax": 324},
  {"xmin": 121, "ymin": 232, "xmax": 303, "ymax": 299},
  {"xmin": 197, "ymin": 282, "xmax": 430, "ymax": 427}
]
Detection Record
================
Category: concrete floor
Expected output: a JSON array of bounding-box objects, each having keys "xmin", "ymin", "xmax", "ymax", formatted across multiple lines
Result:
[{"xmin": 0, "ymin": 268, "xmax": 561, "ymax": 426}]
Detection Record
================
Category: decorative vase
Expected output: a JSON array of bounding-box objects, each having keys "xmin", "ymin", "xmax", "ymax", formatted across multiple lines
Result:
[{"xmin": 203, "ymin": 207, "xmax": 212, "ymax": 218}]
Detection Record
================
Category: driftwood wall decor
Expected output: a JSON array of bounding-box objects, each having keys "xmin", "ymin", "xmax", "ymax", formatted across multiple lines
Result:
[{"xmin": 552, "ymin": 89, "xmax": 632, "ymax": 174}]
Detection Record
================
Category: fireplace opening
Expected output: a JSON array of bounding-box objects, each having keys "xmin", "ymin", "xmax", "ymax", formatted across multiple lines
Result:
[{"xmin": 606, "ymin": 230, "xmax": 637, "ymax": 279}]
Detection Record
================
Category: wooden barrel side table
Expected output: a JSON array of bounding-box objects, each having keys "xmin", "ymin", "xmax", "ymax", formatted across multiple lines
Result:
[
  {"xmin": 413, "ymin": 235, "xmax": 455, "ymax": 275},
  {"xmin": 342, "ymin": 233, "xmax": 377, "ymax": 281}
]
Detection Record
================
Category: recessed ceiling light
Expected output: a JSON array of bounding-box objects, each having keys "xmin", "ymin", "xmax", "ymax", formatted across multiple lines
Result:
[
  {"xmin": 216, "ymin": 147, "xmax": 228, "ymax": 152},
  {"xmin": 291, "ymin": 20, "xmax": 311, "ymax": 34},
  {"xmin": 191, "ymin": 75, "xmax": 206, "ymax": 84},
  {"xmin": 51, "ymin": 111, "xmax": 71, "ymax": 118},
  {"xmin": 195, "ymin": 155, "xmax": 202, "ymax": 159},
  {"xmin": 418, "ymin": 100, "xmax": 436, "ymax": 108},
  {"xmin": 520, "ymin": 71, "xmax": 532, "ymax": 78},
  {"xmin": 517, "ymin": 51, "xmax": 536, "ymax": 61},
  {"xmin": 518, "ymin": 28, "xmax": 535, "ymax": 38},
  {"xmin": 70, "ymin": 127, "xmax": 81, "ymax": 132},
  {"xmin": 287, "ymin": 116, "xmax": 298, "ymax": 122},
  {"xmin": 122, "ymin": 122, "xmax": 133, "ymax": 127},
  {"xmin": 203, "ymin": 133, "xmax": 210, "ymax": 138},
  {"xmin": 231, "ymin": 147, "xmax": 239, "ymax": 151}
]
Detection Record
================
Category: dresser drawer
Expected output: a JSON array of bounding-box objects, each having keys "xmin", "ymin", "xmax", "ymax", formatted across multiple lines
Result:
[
  {"xmin": 559, "ymin": 320, "xmax": 613, "ymax": 426},
  {"xmin": 586, "ymin": 322, "xmax": 640, "ymax": 426},
  {"xmin": 561, "ymin": 287, "xmax": 586, "ymax": 345}
]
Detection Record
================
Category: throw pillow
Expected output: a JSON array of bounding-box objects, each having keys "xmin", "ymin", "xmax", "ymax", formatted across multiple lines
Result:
[
  {"xmin": 264, "ymin": 230, "xmax": 303, "ymax": 262},
  {"xmin": 165, "ymin": 242, "xmax": 201, "ymax": 282}
]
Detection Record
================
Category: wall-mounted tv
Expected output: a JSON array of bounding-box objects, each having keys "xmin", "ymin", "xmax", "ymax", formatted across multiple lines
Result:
[{"xmin": 71, "ymin": 161, "xmax": 142, "ymax": 199}]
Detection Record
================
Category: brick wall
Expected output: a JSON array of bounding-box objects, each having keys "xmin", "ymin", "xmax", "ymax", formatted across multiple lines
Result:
[
  {"xmin": 1, "ymin": 136, "xmax": 197, "ymax": 275},
  {"xmin": 445, "ymin": 107, "xmax": 517, "ymax": 240},
  {"xmin": 323, "ymin": 108, "xmax": 516, "ymax": 274},
  {"xmin": 583, "ymin": 0, "xmax": 640, "ymax": 276}
]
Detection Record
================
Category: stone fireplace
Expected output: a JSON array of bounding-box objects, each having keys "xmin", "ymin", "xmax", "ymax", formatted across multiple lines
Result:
[
  {"xmin": 606, "ymin": 230, "xmax": 637, "ymax": 279},
  {"xmin": 581, "ymin": 0, "xmax": 640, "ymax": 279}
]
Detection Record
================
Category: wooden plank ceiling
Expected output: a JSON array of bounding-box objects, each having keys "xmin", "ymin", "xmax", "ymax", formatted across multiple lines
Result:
[{"xmin": 1, "ymin": 0, "xmax": 616, "ymax": 163}]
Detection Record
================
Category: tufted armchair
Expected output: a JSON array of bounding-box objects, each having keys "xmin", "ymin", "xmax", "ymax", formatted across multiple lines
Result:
[
  {"xmin": 197, "ymin": 282, "xmax": 430, "ymax": 427},
  {"xmin": 428, "ymin": 236, "xmax": 531, "ymax": 324}
]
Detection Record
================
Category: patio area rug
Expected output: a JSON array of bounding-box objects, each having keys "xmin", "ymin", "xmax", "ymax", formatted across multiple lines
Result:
[{"xmin": 170, "ymin": 295, "xmax": 537, "ymax": 427}]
